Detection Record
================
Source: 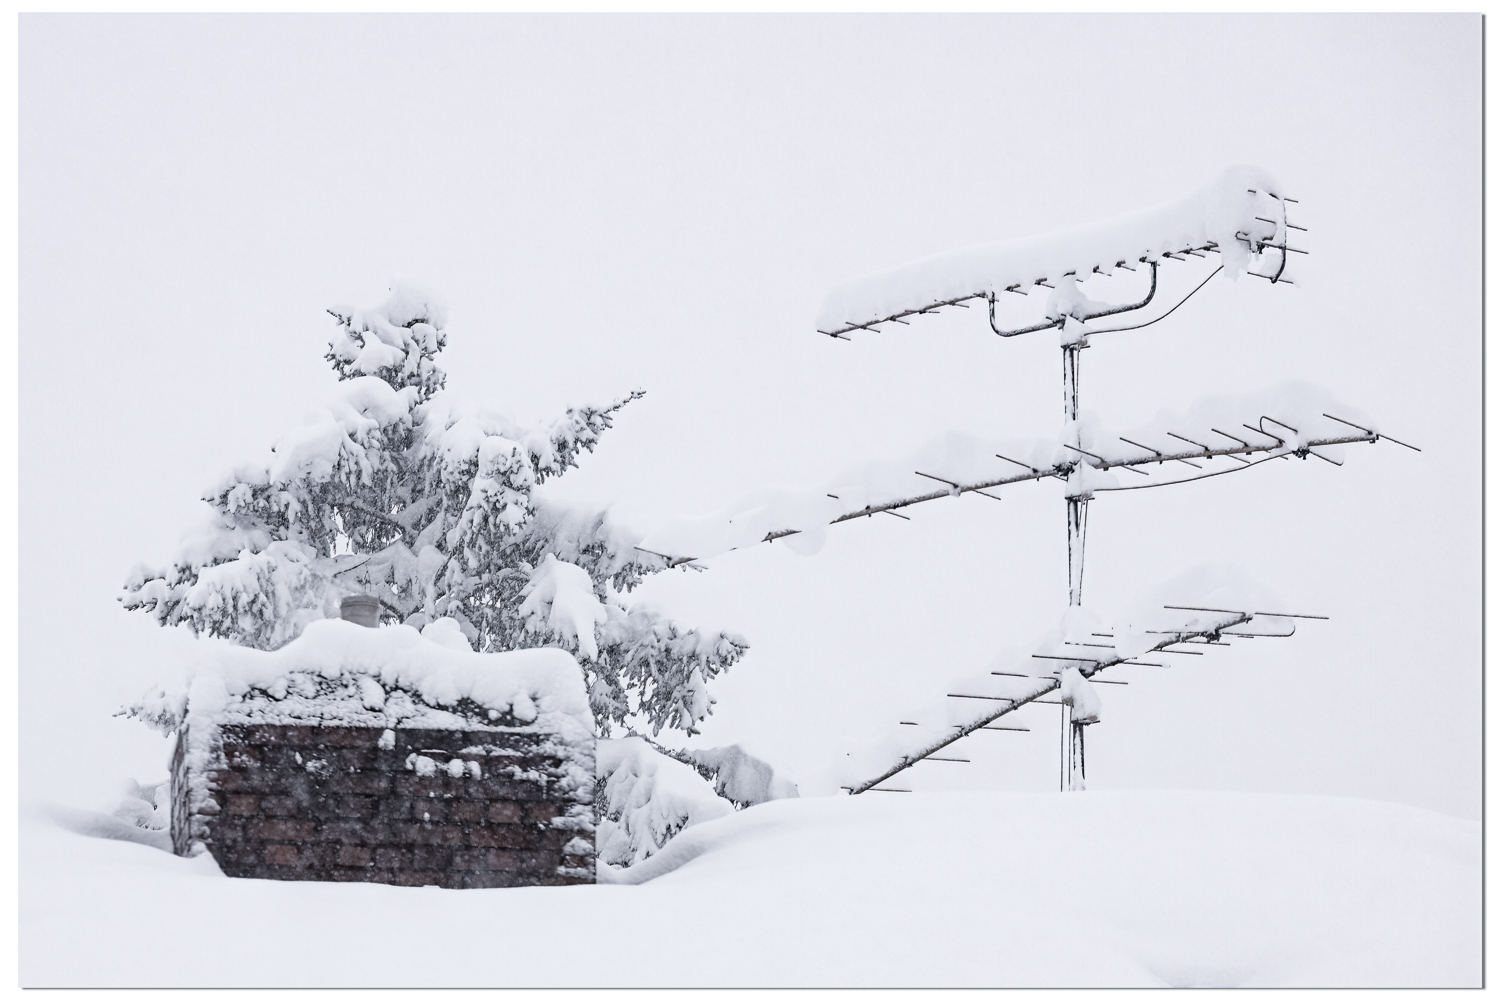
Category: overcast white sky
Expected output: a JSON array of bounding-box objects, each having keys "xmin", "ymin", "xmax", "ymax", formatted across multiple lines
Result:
[{"xmin": 20, "ymin": 14, "xmax": 1480, "ymax": 819}]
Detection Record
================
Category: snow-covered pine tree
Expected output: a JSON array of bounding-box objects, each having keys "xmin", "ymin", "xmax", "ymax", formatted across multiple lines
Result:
[{"xmin": 121, "ymin": 283, "xmax": 746, "ymax": 738}]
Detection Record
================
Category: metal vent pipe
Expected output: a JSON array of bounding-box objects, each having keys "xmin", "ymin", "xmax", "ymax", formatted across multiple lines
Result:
[{"xmin": 340, "ymin": 595, "xmax": 381, "ymax": 628}]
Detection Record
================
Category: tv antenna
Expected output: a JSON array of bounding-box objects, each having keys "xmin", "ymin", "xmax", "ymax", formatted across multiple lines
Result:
[{"xmin": 638, "ymin": 168, "xmax": 1418, "ymax": 793}]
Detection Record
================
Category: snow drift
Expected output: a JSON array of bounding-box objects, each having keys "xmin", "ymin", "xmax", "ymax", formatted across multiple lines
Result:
[{"xmin": 21, "ymin": 789, "xmax": 1477, "ymax": 987}]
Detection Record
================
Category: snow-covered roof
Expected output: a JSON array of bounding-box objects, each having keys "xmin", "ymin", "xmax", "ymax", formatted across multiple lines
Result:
[
  {"xmin": 126, "ymin": 618, "xmax": 593, "ymax": 743},
  {"xmin": 816, "ymin": 165, "xmax": 1289, "ymax": 335}
]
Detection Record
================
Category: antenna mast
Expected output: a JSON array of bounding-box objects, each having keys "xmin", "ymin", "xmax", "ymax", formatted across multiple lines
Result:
[{"xmin": 637, "ymin": 169, "xmax": 1419, "ymax": 794}]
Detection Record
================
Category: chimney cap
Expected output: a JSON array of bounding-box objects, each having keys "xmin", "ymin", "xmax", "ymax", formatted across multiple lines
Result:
[{"xmin": 340, "ymin": 594, "xmax": 382, "ymax": 628}]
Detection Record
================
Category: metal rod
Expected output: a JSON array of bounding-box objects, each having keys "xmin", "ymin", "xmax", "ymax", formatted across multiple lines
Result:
[
  {"xmin": 1084, "ymin": 265, "xmax": 1222, "ymax": 336},
  {"xmin": 1164, "ymin": 604, "xmax": 1245, "ymax": 615},
  {"xmin": 1308, "ymin": 448, "xmax": 1343, "ymax": 466},
  {"xmin": 1061, "ymin": 443, "xmax": 1149, "ymax": 475},
  {"xmin": 1095, "ymin": 452, "xmax": 1281, "ymax": 491},
  {"xmin": 1119, "ymin": 436, "xmax": 1164, "ymax": 459},
  {"xmin": 1241, "ymin": 423, "xmax": 1283, "ymax": 446},
  {"xmin": 1322, "ymin": 412, "xmax": 1422, "ymax": 452},
  {"xmin": 995, "ymin": 453, "xmax": 1041, "ymax": 473},
  {"xmin": 914, "ymin": 471, "xmax": 961, "ymax": 489},
  {"xmin": 817, "ymin": 290, "xmax": 988, "ymax": 339},
  {"xmin": 1255, "ymin": 216, "xmax": 1307, "ymax": 231},
  {"xmin": 990, "ymin": 263, "xmax": 1160, "ymax": 337},
  {"xmin": 1167, "ymin": 431, "xmax": 1211, "ymax": 450},
  {"xmin": 1209, "ymin": 428, "xmax": 1250, "ymax": 447}
]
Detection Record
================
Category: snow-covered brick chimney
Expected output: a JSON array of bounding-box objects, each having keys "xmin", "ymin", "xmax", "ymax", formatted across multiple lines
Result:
[{"xmin": 130, "ymin": 619, "xmax": 597, "ymax": 888}]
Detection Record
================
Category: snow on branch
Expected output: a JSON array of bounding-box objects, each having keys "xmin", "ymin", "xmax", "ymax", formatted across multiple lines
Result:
[
  {"xmin": 596, "ymin": 736, "xmax": 734, "ymax": 870},
  {"xmin": 122, "ymin": 284, "xmax": 739, "ymax": 741}
]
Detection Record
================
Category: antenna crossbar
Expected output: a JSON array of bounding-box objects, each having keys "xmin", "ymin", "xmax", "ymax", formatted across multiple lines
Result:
[
  {"xmin": 641, "ymin": 419, "xmax": 1409, "ymax": 567},
  {"xmin": 817, "ymin": 243, "xmax": 1224, "ymax": 341}
]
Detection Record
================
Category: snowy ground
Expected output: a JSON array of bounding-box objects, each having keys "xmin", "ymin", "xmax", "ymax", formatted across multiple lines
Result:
[{"xmin": 21, "ymin": 789, "xmax": 1478, "ymax": 988}]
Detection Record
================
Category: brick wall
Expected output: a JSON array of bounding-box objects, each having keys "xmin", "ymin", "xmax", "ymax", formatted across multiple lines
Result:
[{"xmin": 172, "ymin": 723, "xmax": 594, "ymax": 888}]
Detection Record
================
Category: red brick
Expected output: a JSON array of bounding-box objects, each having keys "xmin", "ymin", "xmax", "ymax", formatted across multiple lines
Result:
[
  {"xmin": 392, "ymin": 870, "xmax": 463, "ymax": 889},
  {"xmin": 540, "ymin": 827, "xmax": 579, "ymax": 850},
  {"xmin": 465, "ymin": 777, "xmax": 541, "ymax": 801},
  {"xmin": 337, "ymin": 845, "xmax": 372, "ymax": 867},
  {"xmin": 541, "ymin": 873, "xmax": 595, "ymax": 886},
  {"xmin": 225, "ymin": 746, "xmax": 262, "ymax": 766},
  {"xmin": 327, "ymin": 772, "xmax": 391, "ymax": 795},
  {"xmin": 393, "ymin": 823, "xmax": 464, "ymax": 846},
  {"xmin": 225, "ymin": 795, "xmax": 259, "ymax": 816},
  {"xmin": 333, "ymin": 795, "xmax": 377, "ymax": 819},
  {"xmin": 265, "ymin": 844, "xmax": 298, "ymax": 865},
  {"xmin": 240, "ymin": 725, "xmax": 291, "ymax": 746},
  {"xmin": 260, "ymin": 795, "xmax": 300, "ymax": 817},
  {"xmin": 468, "ymin": 825, "xmax": 536, "ymax": 849},
  {"xmin": 292, "ymin": 844, "xmax": 340, "ymax": 867},
  {"xmin": 208, "ymin": 769, "xmax": 280, "ymax": 793},
  {"xmin": 525, "ymin": 802, "xmax": 560, "ymax": 823},
  {"xmin": 407, "ymin": 800, "xmax": 448, "ymax": 823},
  {"xmin": 487, "ymin": 801, "xmax": 523, "ymax": 824},
  {"xmin": 394, "ymin": 774, "xmax": 462, "ymax": 798},
  {"xmin": 373, "ymin": 846, "xmax": 412, "ymax": 869},
  {"xmin": 514, "ymin": 850, "xmax": 556, "ymax": 873},
  {"xmin": 284, "ymin": 727, "xmax": 321, "ymax": 747},
  {"xmin": 463, "ymin": 871, "xmax": 528, "ymax": 889},
  {"xmin": 209, "ymin": 818, "xmax": 247, "ymax": 844},
  {"xmin": 338, "ymin": 749, "xmax": 380, "ymax": 770},
  {"xmin": 214, "ymin": 842, "xmax": 265, "ymax": 866},
  {"xmin": 249, "ymin": 818, "xmax": 316, "ymax": 841},
  {"xmin": 316, "ymin": 820, "xmax": 390, "ymax": 845},
  {"xmin": 486, "ymin": 850, "xmax": 523, "ymax": 871},
  {"xmin": 449, "ymin": 801, "xmax": 484, "ymax": 823},
  {"xmin": 451, "ymin": 849, "xmax": 490, "ymax": 871}
]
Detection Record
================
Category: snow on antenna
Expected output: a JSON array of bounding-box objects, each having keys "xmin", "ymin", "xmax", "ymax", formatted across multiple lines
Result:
[
  {"xmin": 632, "ymin": 167, "xmax": 1418, "ymax": 794},
  {"xmin": 810, "ymin": 167, "xmax": 1417, "ymax": 794}
]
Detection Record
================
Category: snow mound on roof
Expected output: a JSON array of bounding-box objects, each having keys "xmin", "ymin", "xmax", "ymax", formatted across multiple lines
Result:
[
  {"xmin": 593, "ymin": 791, "xmax": 1478, "ymax": 987},
  {"xmin": 124, "ymin": 618, "xmax": 592, "ymax": 740},
  {"xmin": 818, "ymin": 165, "xmax": 1287, "ymax": 333},
  {"xmin": 121, "ymin": 619, "xmax": 596, "ymax": 856},
  {"xmin": 24, "ymin": 789, "xmax": 1477, "ymax": 985}
]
